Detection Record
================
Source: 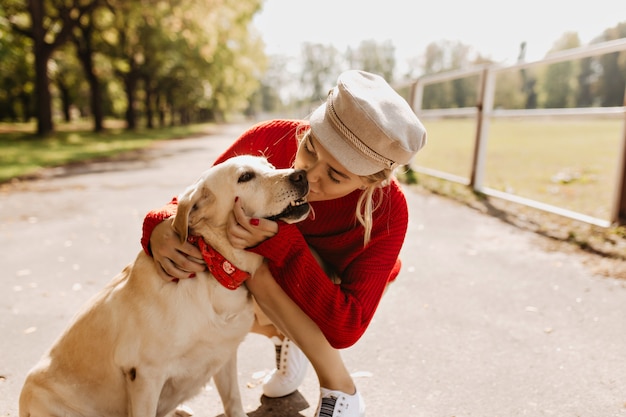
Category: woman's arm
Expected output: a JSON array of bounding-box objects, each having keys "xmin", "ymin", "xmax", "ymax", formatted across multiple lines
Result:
[
  {"xmin": 140, "ymin": 198, "xmax": 206, "ymax": 281},
  {"xmin": 248, "ymin": 199, "xmax": 408, "ymax": 349}
]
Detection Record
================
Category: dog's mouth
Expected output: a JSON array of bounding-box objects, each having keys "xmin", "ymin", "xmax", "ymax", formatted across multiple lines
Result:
[{"xmin": 265, "ymin": 197, "xmax": 310, "ymax": 223}]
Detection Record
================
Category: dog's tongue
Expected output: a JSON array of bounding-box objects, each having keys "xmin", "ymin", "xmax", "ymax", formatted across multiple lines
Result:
[{"xmin": 187, "ymin": 236, "xmax": 250, "ymax": 290}]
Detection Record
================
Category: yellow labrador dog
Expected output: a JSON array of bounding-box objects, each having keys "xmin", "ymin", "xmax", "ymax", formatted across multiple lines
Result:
[{"xmin": 19, "ymin": 155, "xmax": 310, "ymax": 417}]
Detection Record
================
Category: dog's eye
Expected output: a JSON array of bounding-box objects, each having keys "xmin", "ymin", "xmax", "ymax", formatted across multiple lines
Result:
[{"xmin": 238, "ymin": 171, "xmax": 255, "ymax": 183}]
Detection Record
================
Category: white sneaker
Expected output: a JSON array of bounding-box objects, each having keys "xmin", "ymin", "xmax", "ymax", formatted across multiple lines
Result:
[
  {"xmin": 315, "ymin": 388, "xmax": 365, "ymax": 417},
  {"xmin": 262, "ymin": 337, "xmax": 308, "ymax": 397}
]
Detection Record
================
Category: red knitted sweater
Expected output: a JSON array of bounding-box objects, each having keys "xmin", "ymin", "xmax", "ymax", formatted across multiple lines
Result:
[{"xmin": 141, "ymin": 119, "xmax": 410, "ymax": 349}]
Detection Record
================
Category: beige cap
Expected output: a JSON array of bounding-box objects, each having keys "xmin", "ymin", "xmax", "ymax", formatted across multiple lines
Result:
[{"xmin": 309, "ymin": 70, "xmax": 427, "ymax": 176}]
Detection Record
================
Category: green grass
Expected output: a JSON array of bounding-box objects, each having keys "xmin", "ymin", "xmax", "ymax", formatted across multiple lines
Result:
[
  {"xmin": 414, "ymin": 117, "xmax": 624, "ymax": 221},
  {"xmin": 0, "ymin": 121, "xmax": 214, "ymax": 183}
]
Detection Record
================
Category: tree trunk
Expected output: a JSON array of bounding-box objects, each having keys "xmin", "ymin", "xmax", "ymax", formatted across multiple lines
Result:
[
  {"xmin": 156, "ymin": 94, "xmax": 165, "ymax": 127},
  {"xmin": 28, "ymin": 0, "xmax": 54, "ymax": 136},
  {"xmin": 57, "ymin": 79, "xmax": 72, "ymax": 122},
  {"xmin": 81, "ymin": 59, "xmax": 104, "ymax": 132},
  {"xmin": 81, "ymin": 54, "xmax": 104, "ymax": 132},
  {"xmin": 19, "ymin": 93, "xmax": 31, "ymax": 122},
  {"xmin": 5, "ymin": 93, "xmax": 18, "ymax": 121},
  {"xmin": 89, "ymin": 74, "xmax": 104, "ymax": 132},
  {"xmin": 145, "ymin": 81, "xmax": 154, "ymax": 129},
  {"xmin": 74, "ymin": 21, "xmax": 104, "ymax": 132},
  {"xmin": 124, "ymin": 74, "xmax": 138, "ymax": 130}
]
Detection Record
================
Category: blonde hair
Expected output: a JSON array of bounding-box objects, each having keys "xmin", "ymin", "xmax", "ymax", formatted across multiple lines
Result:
[
  {"xmin": 357, "ymin": 170, "xmax": 391, "ymax": 246},
  {"xmin": 297, "ymin": 126, "xmax": 392, "ymax": 247}
]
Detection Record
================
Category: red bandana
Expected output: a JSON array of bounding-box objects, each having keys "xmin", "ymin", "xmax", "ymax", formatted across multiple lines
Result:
[{"xmin": 187, "ymin": 235, "xmax": 250, "ymax": 290}]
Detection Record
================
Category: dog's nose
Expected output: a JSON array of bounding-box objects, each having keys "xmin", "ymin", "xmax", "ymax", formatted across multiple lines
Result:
[{"xmin": 289, "ymin": 169, "xmax": 308, "ymax": 186}]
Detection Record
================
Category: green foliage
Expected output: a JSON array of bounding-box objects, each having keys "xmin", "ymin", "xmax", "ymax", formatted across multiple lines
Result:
[
  {"xmin": 395, "ymin": 165, "xmax": 418, "ymax": 185},
  {"xmin": 0, "ymin": 4, "xmax": 35, "ymax": 121},
  {"xmin": 0, "ymin": 0, "xmax": 265, "ymax": 132},
  {"xmin": 1, "ymin": 0, "xmax": 624, "ymax": 132},
  {"xmin": 416, "ymin": 28, "xmax": 626, "ymax": 112}
]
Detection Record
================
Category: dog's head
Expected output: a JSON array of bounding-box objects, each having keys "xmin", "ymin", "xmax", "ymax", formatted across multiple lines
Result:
[{"xmin": 172, "ymin": 155, "xmax": 310, "ymax": 243}]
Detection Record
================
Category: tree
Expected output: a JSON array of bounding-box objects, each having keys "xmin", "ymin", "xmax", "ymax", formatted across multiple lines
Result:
[
  {"xmin": 418, "ymin": 40, "xmax": 482, "ymax": 109},
  {"xmin": 576, "ymin": 57, "xmax": 595, "ymax": 107},
  {"xmin": 595, "ymin": 22, "xmax": 626, "ymax": 107},
  {"xmin": 542, "ymin": 32, "xmax": 581, "ymax": 108},
  {"xmin": 300, "ymin": 43, "xmax": 342, "ymax": 104},
  {"xmin": 0, "ymin": 7, "xmax": 35, "ymax": 122},
  {"xmin": 71, "ymin": 0, "xmax": 108, "ymax": 131},
  {"xmin": 493, "ymin": 70, "xmax": 525, "ymax": 110},
  {"xmin": 92, "ymin": 0, "xmax": 264, "ymax": 129},
  {"xmin": 50, "ymin": 44, "xmax": 86, "ymax": 122},
  {"xmin": 255, "ymin": 56, "xmax": 291, "ymax": 115},
  {"xmin": 449, "ymin": 42, "xmax": 476, "ymax": 108},
  {"xmin": 6, "ymin": 0, "xmax": 98, "ymax": 136},
  {"xmin": 346, "ymin": 40, "xmax": 396, "ymax": 81},
  {"xmin": 518, "ymin": 42, "xmax": 537, "ymax": 109},
  {"xmin": 199, "ymin": 0, "xmax": 266, "ymax": 121}
]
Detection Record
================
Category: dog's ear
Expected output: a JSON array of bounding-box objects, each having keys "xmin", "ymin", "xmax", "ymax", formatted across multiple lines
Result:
[
  {"xmin": 172, "ymin": 183, "xmax": 215, "ymax": 244},
  {"xmin": 172, "ymin": 185, "xmax": 195, "ymax": 244}
]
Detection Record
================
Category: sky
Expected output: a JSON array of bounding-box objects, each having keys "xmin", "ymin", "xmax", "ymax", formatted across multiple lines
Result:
[{"xmin": 253, "ymin": 0, "xmax": 624, "ymax": 75}]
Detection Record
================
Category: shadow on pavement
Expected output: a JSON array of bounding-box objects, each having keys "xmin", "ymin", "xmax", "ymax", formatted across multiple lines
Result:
[{"xmin": 227, "ymin": 392, "xmax": 310, "ymax": 417}]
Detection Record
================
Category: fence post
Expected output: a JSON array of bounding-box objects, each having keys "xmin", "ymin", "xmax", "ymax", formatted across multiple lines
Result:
[
  {"xmin": 470, "ymin": 66, "xmax": 495, "ymax": 190},
  {"xmin": 611, "ymin": 89, "xmax": 626, "ymax": 225}
]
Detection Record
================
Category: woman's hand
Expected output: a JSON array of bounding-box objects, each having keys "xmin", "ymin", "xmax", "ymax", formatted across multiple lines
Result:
[
  {"xmin": 150, "ymin": 217, "xmax": 206, "ymax": 282},
  {"xmin": 227, "ymin": 197, "xmax": 278, "ymax": 249}
]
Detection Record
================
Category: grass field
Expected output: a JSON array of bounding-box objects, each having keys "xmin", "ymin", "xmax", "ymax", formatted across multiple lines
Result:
[
  {"xmin": 414, "ymin": 117, "xmax": 625, "ymax": 221},
  {"xmin": 0, "ymin": 121, "xmax": 214, "ymax": 183}
]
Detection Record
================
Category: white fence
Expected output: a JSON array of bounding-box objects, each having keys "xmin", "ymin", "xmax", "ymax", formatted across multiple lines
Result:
[{"xmin": 403, "ymin": 38, "xmax": 626, "ymax": 227}]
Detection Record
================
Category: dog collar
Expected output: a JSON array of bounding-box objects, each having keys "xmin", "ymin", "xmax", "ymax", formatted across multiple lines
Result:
[{"xmin": 187, "ymin": 235, "xmax": 250, "ymax": 290}]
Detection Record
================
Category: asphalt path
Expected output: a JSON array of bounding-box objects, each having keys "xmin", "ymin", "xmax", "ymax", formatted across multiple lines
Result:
[{"xmin": 1, "ymin": 123, "xmax": 625, "ymax": 416}]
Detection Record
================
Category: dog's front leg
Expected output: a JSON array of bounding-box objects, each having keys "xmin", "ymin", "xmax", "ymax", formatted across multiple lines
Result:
[
  {"xmin": 124, "ymin": 366, "xmax": 163, "ymax": 417},
  {"xmin": 213, "ymin": 352, "xmax": 247, "ymax": 417}
]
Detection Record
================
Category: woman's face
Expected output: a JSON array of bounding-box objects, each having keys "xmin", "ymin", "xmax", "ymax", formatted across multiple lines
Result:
[{"xmin": 294, "ymin": 132, "xmax": 367, "ymax": 202}]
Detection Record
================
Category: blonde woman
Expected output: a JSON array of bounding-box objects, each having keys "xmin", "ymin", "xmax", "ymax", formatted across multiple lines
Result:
[{"xmin": 143, "ymin": 70, "xmax": 427, "ymax": 416}]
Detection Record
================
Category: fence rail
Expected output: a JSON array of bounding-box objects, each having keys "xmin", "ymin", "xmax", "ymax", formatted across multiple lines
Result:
[{"xmin": 403, "ymin": 38, "xmax": 626, "ymax": 227}]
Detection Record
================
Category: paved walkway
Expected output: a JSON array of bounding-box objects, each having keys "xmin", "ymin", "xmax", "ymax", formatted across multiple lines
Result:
[{"xmin": 1, "ymin": 123, "xmax": 625, "ymax": 416}]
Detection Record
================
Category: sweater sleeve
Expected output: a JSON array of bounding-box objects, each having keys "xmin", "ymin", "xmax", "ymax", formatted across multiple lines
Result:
[
  {"xmin": 249, "ymin": 190, "xmax": 409, "ymax": 349},
  {"xmin": 141, "ymin": 198, "xmax": 178, "ymax": 255}
]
